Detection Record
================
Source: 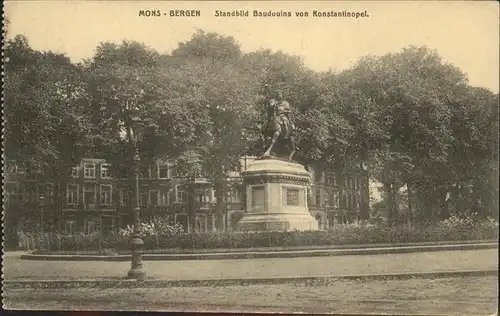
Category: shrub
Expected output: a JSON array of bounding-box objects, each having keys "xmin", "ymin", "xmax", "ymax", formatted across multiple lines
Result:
[{"xmin": 117, "ymin": 220, "xmax": 185, "ymax": 238}]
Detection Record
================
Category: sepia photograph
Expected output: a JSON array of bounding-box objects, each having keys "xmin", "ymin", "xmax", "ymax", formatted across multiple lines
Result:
[{"xmin": 2, "ymin": 1, "xmax": 499, "ymax": 314}]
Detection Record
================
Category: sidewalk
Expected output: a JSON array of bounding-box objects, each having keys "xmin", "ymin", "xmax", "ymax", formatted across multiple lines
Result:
[{"xmin": 4, "ymin": 248, "xmax": 498, "ymax": 283}]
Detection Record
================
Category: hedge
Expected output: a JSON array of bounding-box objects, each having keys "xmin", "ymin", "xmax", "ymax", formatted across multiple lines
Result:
[{"xmin": 21, "ymin": 215, "xmax": 499, "ymax": 253}]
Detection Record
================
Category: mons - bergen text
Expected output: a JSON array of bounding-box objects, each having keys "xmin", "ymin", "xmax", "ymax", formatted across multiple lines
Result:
[{"xmin": 138, "ymin": 9, "xmax": 201, "ymax": 17}]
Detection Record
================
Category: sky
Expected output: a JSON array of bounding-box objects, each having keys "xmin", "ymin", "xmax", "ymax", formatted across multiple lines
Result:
[{"xmin": 5, "ymin": 1, "xmax": 499, "ymax": 93}]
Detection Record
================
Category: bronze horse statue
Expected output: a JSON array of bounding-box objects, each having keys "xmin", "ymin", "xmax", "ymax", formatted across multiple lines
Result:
[{"xmin": 259, "ymin": 87, "xmax": 297, "ymax": 160}]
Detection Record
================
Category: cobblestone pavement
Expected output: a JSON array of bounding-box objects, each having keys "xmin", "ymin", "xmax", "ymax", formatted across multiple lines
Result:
[
  {"xmin": 4, "ymin": 276, "xmax": 498, "ymax": 315},
  {"xmin": 3, "ymin": 249, "xmax": 498, "ymax": 281}
]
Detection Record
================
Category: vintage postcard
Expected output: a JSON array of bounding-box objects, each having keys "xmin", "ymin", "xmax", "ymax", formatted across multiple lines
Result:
[{"xmin": 2, "ymin": 0, "xmax": 499, "ymax": 314}]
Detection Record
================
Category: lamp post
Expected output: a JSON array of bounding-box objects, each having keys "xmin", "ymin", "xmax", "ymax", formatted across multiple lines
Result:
[
  {"xmin": 127, "ymin": 114, "xmax": 146, "ymax": 281},
  {"xmin": 324, "ymin": 192, "xmax": 329, "ymax": 230},
  {"xmin": 39, "ymin": 195, "xmax": 45, "ymax": 251}
]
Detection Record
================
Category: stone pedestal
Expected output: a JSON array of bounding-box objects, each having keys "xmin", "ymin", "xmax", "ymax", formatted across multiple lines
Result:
[{"xmin": 236, "ymin": 158, "xmax": 318, "ymax": 231}]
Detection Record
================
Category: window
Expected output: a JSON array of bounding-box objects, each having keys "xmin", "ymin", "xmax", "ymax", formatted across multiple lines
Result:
[
  {"xmin": 234, "ymin": 188, "xmax": 242, "ymax": 203},
  {"xmin": 333, "ymin": 191, "xmax": 339, "ymax": 208},
  {"xmin": 140, "ymin": 167, "xmax": 152, "ymax": 179},
  {"xmin": 285, "ymin": 188, "xmax": 300, "ymax": 206},
  {"xmin": 46, "ymin": 183, "xmax": 54, "ymax": 204},
  {"xmin": 341, "ymin": 193, "xmax": 347, "ymax": 209},
  {"xmin": 6, "ymin": 162, "xmax": 17, "ymax": 174},
  {"xmin": 17, "ymin": 165, "xmax": 27, "ymax": 174},
  {"xmin": 84, "ymin": 163, "xmax": 96, "ymax": 179},
  {"xmin": 168, "ymin": 189, "xmax": 175, "ymax": 205},
  {"xmin": 36, "ymin": 183, "xmax": 45, "ymax": 202},
  {"xmin": 315, "ymin": 188, "xmax": 321, "ymax": 206},
  {"xmin": 38, "ymin": 183, "xmax": 54, "ymax": 204},
  {"xmin": 83, "ymin": 184, "xmax": 96, "ymax": 205},
  {"xmin": 28, "ymin": 185, "xmax": 38, "ymax": 203},
  {"xmin": 141, "ymin": 192, "xmax": 149, "ymax": 206},
  {"xmin": 100, "ymin": 164, "xmax": 111, "ymax": 179},
  {"xmin": 175, "ymin": 167, "xmax": 188, "ymax": 178},
  {"xmin": 120, "ymin": 190, "xmax": 130, "ymax": 206},
  {"xmin": 176, "ymin": 185, "xmax": 186, "ymax": 203},
  {"xmin": 4, "ymin": 183, "xmax": 16, "ymax": 205},
  {"xmin": 199, "ymin": 188, "xmax": 210, "ymax": 203},
  {"xmin": 159, "ymin": 187, "xmax": 169, "ymax": 205},
  {"xmin": 67, "ymin": 184, "xmax": 79, "ymax": 205},
  {"xmin": 158, "ymin": 164, "xmax": 169, "ymax": 179},
  {"xmin": 327, "ymin": 212, "xmax": 336, "ymax": 228},
  {"xmin": 212, "ymin": 188, "xmax": 217, "ymax": 203},
  {"xmin": 314, "ymin": 171, "xmax": 323, "ymax": 183},
  {"xmin": 149, "ymin": 190, "xmax": 158, "ymax": 206},
  {"xmin": 85, "ymin": 220, "xmax": 96, "ymax": 234},
  {"xmin": 231, "ymin": 163, "xmax": 241, "ymax": 174},
  {"xmin": 71, "ymin": 166, "xmax": 79, "ymax": 178},
  {"xmin": 16, "ymin": 184, "xmax": 26, "ymax": 203},
  {"xmin": 225, "ymin": 189, "xmax": 238, "ymax": 203},
  {"xmin": 353, "ymin": 194, "xmax": 358, "ymax": 210},
  {"xmin": 325, "ymin": 172, "xmax": 336, "ymax": 185},
  {"xmin": 101, "ymin": 217, "xmax": 115, "ymax": 232},
  {"xmin": 65, "ymin": 220, "xmax": 76, "ymax": 234},
  {"xmin": 100, "ymin": 184, "xmax": 112, "ymax": 206}
]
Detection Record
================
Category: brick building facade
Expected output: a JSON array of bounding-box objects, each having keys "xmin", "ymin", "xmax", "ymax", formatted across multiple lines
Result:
[{"xmin": 4, "ymin": 157, "xmax": 368, "ymax": 236}]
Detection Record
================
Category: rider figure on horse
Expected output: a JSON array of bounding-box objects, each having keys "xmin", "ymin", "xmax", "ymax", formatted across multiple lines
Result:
[
  {"xmin": 268, "ymin": 89, "xmax": 294, "ymax": 139},
  {"xmin": 261, "ymin": 87, "xmax": 297, "ymax": 160},
  {"xmin": 275, "ymin": 99, "xmax": 294, "ymax": 139}
]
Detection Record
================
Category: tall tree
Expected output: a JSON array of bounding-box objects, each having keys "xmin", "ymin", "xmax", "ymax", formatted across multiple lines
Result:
[
  {"xmin": 85, "ymin": 41, "xmax": 203, "ymax": 176},
  {"xmin": 167, "ymin": 31, "xmax": 261, "ymax": 230},
  {"xmin": 447, "ymin": 87, "xmax": 499, "ymax": 219},
  {"xmin": 331, "ymin": 46, "xmax": 471, "ymax": 224},
  {"xmin": 3, "ymin": 35, "xmax": 92, "ymax": 229}
]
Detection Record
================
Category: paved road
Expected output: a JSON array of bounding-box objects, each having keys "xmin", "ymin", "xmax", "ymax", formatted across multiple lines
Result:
[
  {"xmin": 4, "ymin": 276, "xmax": 498, "ymax": 315},
  {"xmin": 3, "ymin": 249, "xmax": 498, "ymax": 281}
]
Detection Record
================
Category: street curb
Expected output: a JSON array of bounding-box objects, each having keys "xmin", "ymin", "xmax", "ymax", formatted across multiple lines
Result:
[
  {"xmin": 3, "ymin": 270, "xmax": 498, "ymax": 289},
  {"xmin": 20, "ymin": 242, "xmax": 499, "ymax": 261}
]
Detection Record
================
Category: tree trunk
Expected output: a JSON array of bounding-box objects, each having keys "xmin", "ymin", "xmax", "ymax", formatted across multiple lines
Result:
[
  {"xmin": 492, "ymin": 170, "xmax": 499, "ymax": 220},
  {"xmin": 359, "ymin": 150, "xmax": 370, "ymax": 221},
  {"xmin": 215, "ymin": 189, "xmax": 224, "ymax": 231},
  {"xmin": 337, "ymin": 172, "xmax": 346, "ymax": 224},
  {"xmin": 437, "ymin": 189, "xmax": 450, "ymax": 220},
  {"xmin": 360, "ymin": 171, "xmax": 370, "ymax": 220},
  {"xmin": 393, "ymin": 183, "xmax": 400, "ymax": 224},
  {"xmin": 385, "ymin": 182, "xmax": 399, "ymax": 225},
  {"xmin": 187, "ymin": 177, "xmax": 197, "ymax": 233},
  {"xmin": 214, "ymin": 178, "xmax": 228, "ymax": 232},
  {"xmin": 55, "ymin": 172, "xmax": 68, "ymax": 232},
  {"xmin": 415, "ymin": 186, "xmax": 435, "ymax": 224},
  {"xmin": 407, "ymin": 181, "xmax": 415, "ymax": 224},
  {"xmin": 429, "ymin": 192, "xmax": 437, "ymax": 224}
]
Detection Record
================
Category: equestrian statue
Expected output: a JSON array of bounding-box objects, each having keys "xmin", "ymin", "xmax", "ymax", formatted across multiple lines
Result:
[{"xmin": 259, "ymin": 84, "xmax": 298, "ymax": 161}]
